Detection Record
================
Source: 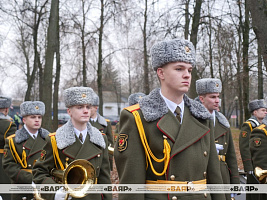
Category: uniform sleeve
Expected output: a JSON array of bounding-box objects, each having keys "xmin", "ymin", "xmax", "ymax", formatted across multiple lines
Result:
[
  {"xmin": 206, "ymin": 121, "xmax": 225, "ymax": 200},
  {"xmin": 4, "ymin": 121, "xmax": 17, "ymax": 139},
  {"xmin": 32, "ymin": 135, "xmax": 56, "ymax": 200},
  {"xmin": 2, "ymin": 137, "xmax": 32, "ymax": 184},
  {"xmin": 106, "ymin": 121, "xmax": 114, "ymax": 148},
  {"xmin": 250, "ymin": 128, "xmax": 267, "ymax": 170},
  {"xmin": 226, "ymin": 129, "xmax": 240, "ymax": 184},
  {"xmin": 114, "ymin": 109, "xmax": 146, "ymax": 200},
  {"xmin": 98, "ymin": 134, "xmax": 112, "ymax": 200},
  {"xmin": 239, "ymin": 123, "xmax": 253, "ymax": 171}
]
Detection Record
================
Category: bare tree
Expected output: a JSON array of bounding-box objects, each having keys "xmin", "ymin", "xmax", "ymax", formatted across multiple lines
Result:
[
  {"xmin": 42, "ymin": 0, "xmax": 59, "ymax": 131},
  {"xmin": 247, "ymin": 0, "xmax": 267, "ymax": 68}
]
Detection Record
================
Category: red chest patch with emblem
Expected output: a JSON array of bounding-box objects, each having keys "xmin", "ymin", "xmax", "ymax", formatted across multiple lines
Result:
[{"xmin": 118, "ymin": 134, "xmax": 128, "ymax": 152}]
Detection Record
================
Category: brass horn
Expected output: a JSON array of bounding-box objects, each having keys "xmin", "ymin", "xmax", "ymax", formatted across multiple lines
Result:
[
  {"xmin": 254, "ymin": 166, "xmax": 267, "ymax": 183},
  {"xmin": 51, "ymin": 159, "xmax": 96, "ymax": 199}
]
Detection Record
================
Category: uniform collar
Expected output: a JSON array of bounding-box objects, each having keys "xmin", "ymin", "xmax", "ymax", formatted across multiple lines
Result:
[
  {"xmin": 139, "ymin": 88, "xmax": 212, "ymax": 122},
  {"xmin": 24, "ymin": 124, "xmax": 38, "ymax": 139},
  {"xmin": 55, "ymin": 119, "xmax": 106, "ymax": 150},
  {"xmin": 160, "ymin": 89, "xmax": 184, "ymax": 123}
]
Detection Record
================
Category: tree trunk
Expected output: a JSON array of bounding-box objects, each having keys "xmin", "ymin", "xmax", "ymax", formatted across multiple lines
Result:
[
  {"xmin": 247, "ymin": 0, "xmax": 267, "ymax": 68},
  {"xmin": 42, "ymin": 0, "xmax": 59, "ymax": 131},
  {"xmin": 97, "ymin": 0, "xmax": 104, "ymax": 115},
  {"xmin": 184, "ymin": 0, "xmax": 190, "ymax": 40},
  {"xmin": 143, "ymin": 0, "xmax": 149, "ymax": 94},
  {"xmin": 52, "ymin": 0, "xmax": 60, "ymax": 132},
  {"xmin": 257, "ymin": 42, "xmax": 263, "ymax": 99},
  {"xmin": 82, "ymin": 0, "xmax": 87, "ymax": 87},
  {"xmin": 188, "ymin": 0, "xmax": 202, "ymax": 99},
  {"xmin": 242, "ymin": 0, "xmax": 250, "ymax": 120}
]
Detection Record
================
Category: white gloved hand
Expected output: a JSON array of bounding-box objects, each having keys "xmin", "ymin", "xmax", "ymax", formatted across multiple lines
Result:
[
  {"xmin": 231, "ymin": 193, "xmax": 237, "ymax": 197},
  {"xmin": 0, "ymin": 195, "xmax": 3, "ymax": 200},
  {"xmin": 215, "ymin": 144, "xmax": 224, "ymax": 154},
  {"xmin": 54, "ymin": 187, "xmax": 72, "ymax": 200}
]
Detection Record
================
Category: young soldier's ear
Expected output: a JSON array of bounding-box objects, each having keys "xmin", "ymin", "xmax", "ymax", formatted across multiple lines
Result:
[
  {"xmin": 157, "ymin": 68, "xmax": 164, "ymax": 80},
  {"xmin": 199, "ymin": 95, "xmax": 205, "ymax": 104}
]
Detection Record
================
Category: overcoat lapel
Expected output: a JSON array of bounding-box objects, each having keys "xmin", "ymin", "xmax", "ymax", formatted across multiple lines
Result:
[
  {"xmin": 170, "ymin": 106, "xmax": 210, "ymax": 156},
  {"xmin": 214, "ymin": 119, "xmax": 227, "ymax": 140},
  {"xmin": 62, "ymin": 135, "xmax": 102, "ymax": 160},
  {"xmin": 157, "ymin": 110, "xmax": 180, "ymax": 143},
  {"xmin": 26, "ymin": 134, "xmax": 46, "ymax": 158},
  {"xmin": 75, "ymin": 135, "xmax": 102, "ymax": 160}
]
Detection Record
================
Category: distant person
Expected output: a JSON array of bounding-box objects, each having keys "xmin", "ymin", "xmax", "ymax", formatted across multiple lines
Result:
[
  {"xmin": 2, "ymin": 101, "xmax": 49, "ymax": 200},
  {"xmin": 239, "ymin": 99, "xmax": 267, "ymax": 200},
  {"xmin": 0, "ymin": 96, "xmax": 16, "ymax": 200},
  {"xmin": 90, "ymin": 92, "xmax": 114, "ymax": 171},
  {"xmin": 13, "ymin": 112, "xmax": 22, "ymax": 130},
  {"xmin": 196, "ymin": 78, "xmax": 239, "ymax": 200}
]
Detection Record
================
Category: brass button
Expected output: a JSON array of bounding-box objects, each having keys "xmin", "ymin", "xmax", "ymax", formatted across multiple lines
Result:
[
  {"xmin": 28, "ymin": 164, "xmax": 32, "ymax": 168},
  {"xmin": 172, "ymin": 196, "xmax": 177, "ymax": 200},
  {"xmin": 170, "ymin": 175, "xmax": 175, "ymax": 181},
  {"xmin": 97, "ymin": 166, "xmax": 100, "ymax": 169},
  {"xmin": 203, "ymin": 171, "xmax": 207, "ymax": 178},
  {"xmin": 225, "ymin": 142, "xmax": 227, "ymax": 145},
  {"xmin": 97, "ymin": 154, "xmax": 101, "ymax": 157},
  {"xmin": 204, "ymin": 193, "xmax": 207, "ymax": 198},
  {"xmin": 225, "ymin": 152, "xmax": 227, "ymax": 155},
  {"xmin": 204, "ymin": 151, "xmax": 208, "ymax": 156},
  {"xmin": 163, "ymin": 135, "xmax": 167, "ymax": 139}
]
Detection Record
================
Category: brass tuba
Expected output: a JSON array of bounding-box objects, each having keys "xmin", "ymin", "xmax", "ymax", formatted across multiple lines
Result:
[
  {"xmin": 51, "ymin": 159, "xmax": 97, "ymax": 199},
  {"xmin": 254, "ymin": 166, "xmax": 267, "ymax": 183}
]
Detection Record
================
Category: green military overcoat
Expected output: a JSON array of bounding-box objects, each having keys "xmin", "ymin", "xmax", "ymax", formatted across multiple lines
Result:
[
  {"xmin": 114, "ymin": 88, "xmax": 224, "ymax": 200},
  {"xmin": 239, "ymin": 116, "xmax": 260, "ymax": 172},
  {"xmin": 249, "ymin": 123, "xmax": 267, "ymax": 199},
  {"xmin": 91, "ymin": 113, "xmax": 114, "ymax": 170},
  {"xmin": 0, "ymin": 113, "xmax": 17, "ymax": 200},
  {"xmin": 32, "ymin": 120, "xmax": 112, "ymax": 200},
  {"xmin": 2, "ymin": 126, "xmax": 49, "ymax": 200},
  {"xmin": 214, "ymin": 111, "xmax": 239, "ymax": 200}
]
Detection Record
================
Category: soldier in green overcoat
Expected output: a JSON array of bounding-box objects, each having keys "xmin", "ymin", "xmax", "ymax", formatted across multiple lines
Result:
[
  {"xmin": 114, "ymin": 38, "xmax": 224, "ymax": 200},
  {"xmin": 239, "ymin": 99, "xmax": 267, "ymax": 200},
  {"xmin": 90, "ymin": 92, "xmax": 114, "ymax": 170},
  {"xmin": 0, "ymin": 96, "xmax": 16, "ymax": 200},
  {"xmin": 249, "ymin": 122, "xmax": 267, "ymax": 199},
  {"xmin": 2, "ymin": 101, "xmax": 49, "ymax": 200},
  {"xmin": 32, "ymin": 87, "xmax": 112, "ymax": 200},
  {"xmin": 196, "ymin": 78, "xmax": 240, "ymax": 200}
]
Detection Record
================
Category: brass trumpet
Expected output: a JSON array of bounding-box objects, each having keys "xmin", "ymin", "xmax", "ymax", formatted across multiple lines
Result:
[
  {"xmin": 51, "ymin": 159, "xmax": 96, "ymax": 199},
  {"xmin": 254, "ymin": 166, "xmax": 267, "ymax": 183},
  {"xmin": 34, "ymin": 159, "xmax": 96, "ymax": 200}
]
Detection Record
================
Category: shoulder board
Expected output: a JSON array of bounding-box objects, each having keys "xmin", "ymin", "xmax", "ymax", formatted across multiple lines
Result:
[
  {"xmin": 105, "ymin": 119, "xmax": 110, "ymax": 122},
  {"xmin": 49, "ymin": 132, "xmax": 56, "ymax": 137},
  {"xmin": 255, "ymin": 124, "xmax": 267, "ymax": 136},
  {"xmin": 6, "ymin": 134, "xmax": 15, "ymax": 140},
  {"xmin": 124, "ymin": 104, "xmax": 140, "ymax": 113}
]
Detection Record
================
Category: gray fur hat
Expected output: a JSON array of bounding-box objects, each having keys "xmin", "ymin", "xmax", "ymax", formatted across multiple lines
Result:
[
  {"xmin": 64, "ymin": 87, "xmax": 94, "ymax": 108},
  {"xmin": 20, "ymin": 101, "xmax": 45, "ymax": 117},
  {"xmin": 92, "ymin": 92, "xmax": 99, "ymax": 106},
  {"xmin": 0, "ymin": 96, "xmax": 12, "ymax": 109},
  {"xmin": 196, "ymin": 78, "xmax": 222, "ymax": 95},
  {"xmin": 249, "ymin": 99, "xmax": 267, "ymax": 113},
  {"xmin": 151, "ymin": 38, "xmax": 196, "ymax": 71},
  {"xmin": 128, "ymin": 92, "xmax": 146, "ymax": 106}
]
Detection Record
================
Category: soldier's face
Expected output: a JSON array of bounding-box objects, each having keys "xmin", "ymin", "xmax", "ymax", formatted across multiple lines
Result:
[
  {"xmin": 199, "ymin": 93, "xmax": 220, "ymax": 113},
  {"xmin": 68, "ymin": 104, "xmax": 91, "ymax": 124},
  {"xmin": 157, "ymin": 62, "xmax": 192, "ymax": 95},
  {"xmin": 254, "ymin": 108, "xmax": 267, "ymax": 120},
  {"xmin": 23, "ymin": 115, "xmax": 42, "ymax": 132}
]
